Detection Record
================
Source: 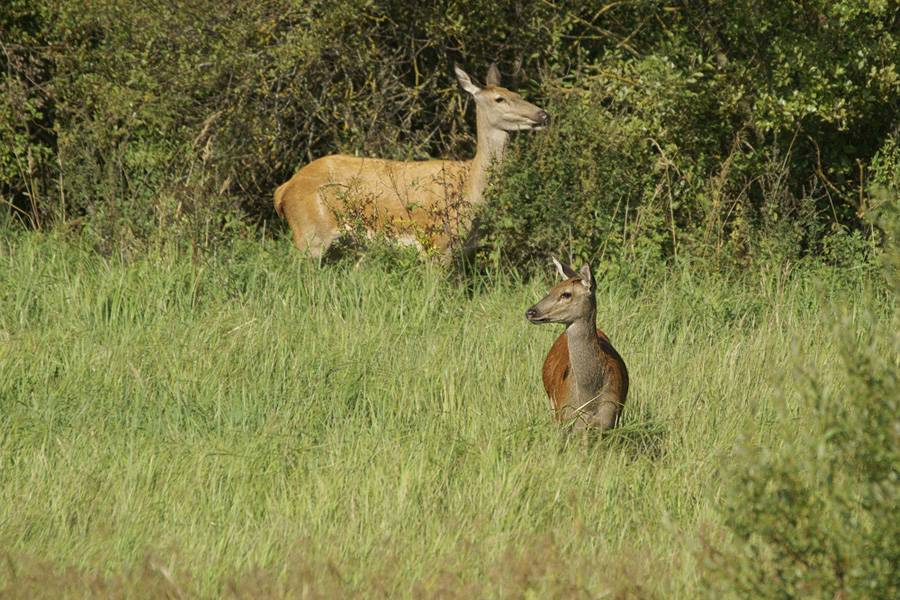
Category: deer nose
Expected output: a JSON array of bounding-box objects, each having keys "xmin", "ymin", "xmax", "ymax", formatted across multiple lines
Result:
[
  {"xmin": 525, "ymin": 307, "xmax": 539, "ymax": 321},
  {"xmin": 537, "ymin": 111, "xmax": 549, "ymax": 122}
]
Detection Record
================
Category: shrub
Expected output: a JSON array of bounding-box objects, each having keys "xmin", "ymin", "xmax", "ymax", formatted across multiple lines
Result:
[
  {"xmin": 1, "ymin": 0, "xmax": 898, "ymax": 268},
  {"xmin": 477, "ymin": 0, "xmax": 900, "ymax": 272},
  {"xmin": 702, "ymin": 208, "xmax": 900, "ymax": 598}
]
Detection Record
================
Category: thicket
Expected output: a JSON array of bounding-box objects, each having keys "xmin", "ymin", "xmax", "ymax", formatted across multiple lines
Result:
[{"xmin": 2, "ymin": 0, "xmax": 898, "ymax": 266}]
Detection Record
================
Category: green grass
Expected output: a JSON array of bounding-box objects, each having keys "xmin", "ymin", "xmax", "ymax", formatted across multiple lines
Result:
[{"xmin": 0, "ymin": 231, "xmax": 885, "ymax": 598}]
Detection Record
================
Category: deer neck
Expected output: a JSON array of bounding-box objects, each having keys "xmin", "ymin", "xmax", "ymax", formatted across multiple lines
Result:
[
  {"xmin": 565, "ymin": 308, "xmax": 607, "ymax": 400},
  {"xmin": 465, "ymin": 111, "xmax": 509, "ymax": 205}
]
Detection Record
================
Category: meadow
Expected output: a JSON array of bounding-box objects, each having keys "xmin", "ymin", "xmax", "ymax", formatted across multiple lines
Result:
[
  {"xmin": 4, "ymin": 0, "xmax": 899, "ymax": 595},
  {"xmin": 1, "ymin": 230, "xmax": 891, "ymax": 599}
]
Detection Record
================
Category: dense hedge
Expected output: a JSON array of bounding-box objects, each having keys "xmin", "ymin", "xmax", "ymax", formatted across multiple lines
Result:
[{"xmin": 1, "ymin": 0, "xmax": 898, "ymax": 266}]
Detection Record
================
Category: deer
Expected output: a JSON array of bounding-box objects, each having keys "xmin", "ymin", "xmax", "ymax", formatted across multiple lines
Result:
[
  {"xmin": 525, "ymin": 258, "xmax": 629, "ymax": 431},
  {"xmin": 273, "ymin": 64, "xmax": 549, "ymax": 259}
]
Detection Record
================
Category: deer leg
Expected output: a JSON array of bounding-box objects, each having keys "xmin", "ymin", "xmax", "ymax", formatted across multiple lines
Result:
[{"xmin": 586, "ymin": 392, "xmax": 623, "ymax": 431}]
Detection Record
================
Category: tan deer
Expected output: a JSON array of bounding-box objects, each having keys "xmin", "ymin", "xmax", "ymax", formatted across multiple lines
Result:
[
  {"xmin": 525, "ymin": 258, "xmax": 629, "ymax": 431},
  {"xmin": 273, "ymin": 65, "xmax": 549, "ymax": 258}
]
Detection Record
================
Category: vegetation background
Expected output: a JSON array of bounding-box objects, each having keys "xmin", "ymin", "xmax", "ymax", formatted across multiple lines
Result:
[
  {"xmin": 2, "ymin": 0, "xmax": 900, "ymax": 597},
  {"xmin": 3, "ymin": 0, "xmax": 899, "ymax": 264}
]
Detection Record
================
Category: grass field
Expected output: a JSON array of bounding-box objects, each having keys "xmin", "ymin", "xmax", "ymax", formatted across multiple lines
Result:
[{"xmin": 0, "ymin": 231, "xmax": 889, "ymax": 598}]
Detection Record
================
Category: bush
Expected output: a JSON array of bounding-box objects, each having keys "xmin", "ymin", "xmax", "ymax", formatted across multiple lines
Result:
[
  {"xmin": 0, "ymin": 0, "xmax": 251, "ymax": 255},
  {"xmin": 477, "ymin": 0, "xmax": 899, "ymax": 272},
  {"xmin": 1, "ymin": 0, "xmax": 898, "ymax": 268},
  {"xmin": 702, "ymin": 209, "xmax": 900, "ymax": 598}
]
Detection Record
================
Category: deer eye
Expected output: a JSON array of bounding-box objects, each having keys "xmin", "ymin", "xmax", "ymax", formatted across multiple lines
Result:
[
  {"xmin": 495, "ymin": 97, "xmax": 506, "ymax": 103},
  {"xmin": 560, "ymin": 292, "xmax": 572, "ymax": 299}
]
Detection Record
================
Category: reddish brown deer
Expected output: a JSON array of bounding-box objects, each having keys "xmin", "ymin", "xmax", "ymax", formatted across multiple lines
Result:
[
  {"xmin": 274, "ymin": 65, "xmax": 548, "ymax": 258},
  {"xmin": 525, "ymin": 258, "xmax": 629, "ymax": 431}
]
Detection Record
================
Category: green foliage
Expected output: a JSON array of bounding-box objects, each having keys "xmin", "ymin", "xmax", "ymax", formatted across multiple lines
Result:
[
  {"xmin": 479, "ymin": 61, "xmax": 708, "ymax": 271},
  {"xmin": 0, "ymin": 0, "xmax": 56, "ymax": 227},
  {"xmin": 0, "ymin": 0, "xmax": 254, "ymax": 254},
  {"xmin": 705, "ymin": 326, "xmax": 900, "ymax": 597},
  {"xmin": 870, "ymin": 132, "xmax": 900, "ymax": 202},
  {"xmin": 1, "ymin": 0, "xmax": 898, "ymax": 268},
  {"xmin": 703, "ymin": 215, "xmax": 900, "ymax": 598},
  {"xmin": 478, "ymin": 0, "xmax": 899, "ymax": 272}
]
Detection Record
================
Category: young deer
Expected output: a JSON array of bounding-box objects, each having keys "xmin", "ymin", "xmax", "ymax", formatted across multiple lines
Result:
[
  {"xmin": 525, "ymin": 258, "xmax": 629, "ymax": 431},
  {"xmin": 274, "ymin": 65, "xmax": 549, "ymax": 258}
]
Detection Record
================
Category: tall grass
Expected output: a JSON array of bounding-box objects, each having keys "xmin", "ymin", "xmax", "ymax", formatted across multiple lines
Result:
[{"xmin": 0, "ymin": 232, "xmax": 884, "ymax": 598}]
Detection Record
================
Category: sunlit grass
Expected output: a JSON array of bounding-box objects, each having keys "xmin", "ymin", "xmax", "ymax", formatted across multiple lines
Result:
[{"xmin": 0, "ymin": 231, "xmax": 880, "ymax": 598}]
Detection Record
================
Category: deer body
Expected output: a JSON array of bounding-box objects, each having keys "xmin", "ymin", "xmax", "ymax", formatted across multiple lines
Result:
[
  {"xmin": 274, "ymin": 65, "xmax": 548, "ymax": 258},
  {"xmin": 526, "ymin": 259, "xmax": 629, "ymax": 431}
]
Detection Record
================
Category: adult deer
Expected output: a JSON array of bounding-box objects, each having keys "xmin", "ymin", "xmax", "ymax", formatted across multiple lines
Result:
[
  {"xmin": 525, "ymin": 258, "xmax": 629, "ymax": 431},
  {"xmin": 273, "ymin": 65, "xmax": 549, "ymax": 258}
]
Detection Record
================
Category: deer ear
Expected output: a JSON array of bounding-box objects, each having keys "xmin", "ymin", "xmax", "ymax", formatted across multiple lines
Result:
[
  {"xmin": 552, "ymin": 256, "xmax": 578, "ymax": 280},
  {"xmin": 485, "ymin": 64, "xmax": 501, "ymax": 86},
  {"xmin": 579, "ymin": 262, "xmax": 595, "ymax": 290},
  {"xmin": 455, "ymin": 65, "xmax": 482, "ymax": 95}
]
